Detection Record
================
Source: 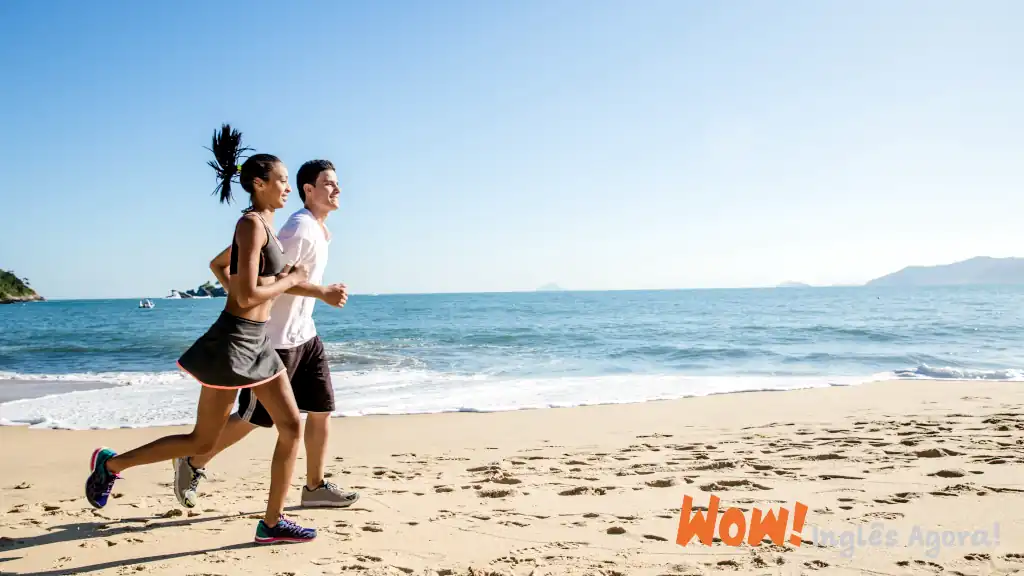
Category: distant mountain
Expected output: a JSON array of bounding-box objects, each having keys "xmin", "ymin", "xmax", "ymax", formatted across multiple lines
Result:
[
  {"xmin": 777, "ymin": 281, "xmax": 812, "ymax": 288},
  {"xmin": 537, "ymin": 283, "xmax": 564, "ymax": 291},
  {"xmin": 0, "ymin": 269, "xmax": 44, "ymax": 304},
  {"xmin": 865, "ymin": 256, "xmax": 1024, "ymax": 287}
]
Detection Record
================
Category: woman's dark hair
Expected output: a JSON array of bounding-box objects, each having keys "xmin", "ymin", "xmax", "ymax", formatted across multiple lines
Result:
[{"xmin": 206, "ymin": 123, "xmax": 281, "ymax": 205}]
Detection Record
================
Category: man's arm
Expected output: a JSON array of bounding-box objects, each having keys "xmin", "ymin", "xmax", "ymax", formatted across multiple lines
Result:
[
  {"xmin": 286, "ymin": 282, "xmax": 327, "ymax": 299},
  {"xmin": 277, "ymin": 222, "xmax": 347, "ymax": 307}
]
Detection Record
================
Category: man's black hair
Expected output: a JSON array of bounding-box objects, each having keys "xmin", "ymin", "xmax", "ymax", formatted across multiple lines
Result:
[{"xmin": 296, "ymin": 159, "xmax": 336, "ymax": 203}]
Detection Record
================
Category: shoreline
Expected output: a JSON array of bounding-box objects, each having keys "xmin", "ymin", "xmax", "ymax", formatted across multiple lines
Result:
[
  {"xmin": 2, "ymin": 378, "xmax": 1022, "ymax": 575},
  {"xmin": 1, "ymin": 371, "xmax": 1022, "ymax": 430},
  {"xmin": 0, "ymin": 371, "xmax": 957, "ymax": 430}
]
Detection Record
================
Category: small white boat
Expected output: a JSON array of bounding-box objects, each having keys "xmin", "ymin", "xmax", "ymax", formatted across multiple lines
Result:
[{"xmin": 139, "ymin": 299, "xmax": 155, "ymax": 309}]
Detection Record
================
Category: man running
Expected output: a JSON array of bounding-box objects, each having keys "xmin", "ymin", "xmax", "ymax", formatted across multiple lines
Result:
[{"xmin": 173, "ymin": 159, "xmax": 359, "ymax": 509}]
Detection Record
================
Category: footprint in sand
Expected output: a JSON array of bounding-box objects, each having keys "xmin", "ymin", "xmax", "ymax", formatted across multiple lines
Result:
[
  {"xmin": 928, "ymin": 469, "xmax": 967, "ymax": 478},
  {"xmin": 700, "ymin": 480, "xmax": 771, "ymax": 492},
  {"xmin": 499, "ymin": 520, "xmax": 530, "ymax": 528},
  {"xmin": 480, "ymin": 470, "xmax": 523, "ymax": 485},
  {"xmin": 467, "ymin": 464, "xmax": 499, "ymax": 473},
  {"xmin": 478, "ymin": 488, "xmax": 516, "ymax": 498},
  {"xmin": 929, "ymin": 484, "xmax": 974, "ymax": 497},
  {"xmin": 914, "ymin": 448, "xmax": 963, "ymax": 458},
  {"xmin": 862, "ymin": 511, "xmax": 904, "ymax": 521},
  {"xmin": 910, "ymin": 560, "xmax": 944, "ymax": 573},
  {"xmin": 796, "ymin": 453, "xmax": 847, "ymax": 461},
  {"xmin": 875, "ymin": 491, "xmax": 921, "ymax": 504},
  {"xmin": 558, "ymin": 486, "xmax": 607, "ymax": 496},
  {"xmin": 693, "ymin": 460, "xmax": 736, "ymax": 471},
  {"xmin": 667, "ymin": 444, "xmax": 699, "ymax": 452}
]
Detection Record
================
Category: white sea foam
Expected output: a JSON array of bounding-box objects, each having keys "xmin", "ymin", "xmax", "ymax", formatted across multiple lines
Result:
[
  {"xmin": 893, "ymin": 364, "xmax": 1024, "ymax": 381},
  {"xmin": 0, "ymin": 371, "xmax": 180, "ymax": 385},
  {"xmin": 0, "ymin": 368, "xmax": 895, "ymax": 430},
  {"xmin": 1, "ymin": 364, "xmax": 1018, "ymax": 430}
]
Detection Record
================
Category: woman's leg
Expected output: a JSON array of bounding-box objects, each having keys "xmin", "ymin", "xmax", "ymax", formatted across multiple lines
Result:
[
  {"xmin": 107, "ymin": 386, "xmax": 238, "ymax": 473},
  {"xmin": 86, "ymin": 385, "xmax": 237, "ymax": 508},
  {"xmin": 249, "ymin": 372, "xmax": 302, "ymax": 528}
]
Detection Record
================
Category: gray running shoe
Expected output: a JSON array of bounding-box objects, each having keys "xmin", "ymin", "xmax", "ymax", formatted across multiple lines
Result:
[
  {"xmin": 301, "ymin": 481, "xmax": 360, "ymax": 508},
  {"xmin": 172, "ymin": 456, "xmax": 206, "ymax": 508}
]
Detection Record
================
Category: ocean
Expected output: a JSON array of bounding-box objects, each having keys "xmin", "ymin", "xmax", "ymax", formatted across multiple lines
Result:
[{"xmin": 1, "ymin": 286, "xmax": 1022, "ymax": 430}]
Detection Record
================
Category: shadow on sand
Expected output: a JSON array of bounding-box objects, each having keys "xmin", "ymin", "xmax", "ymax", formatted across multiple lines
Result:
[{"xmin": 0, "ymin": 504, "xmax": 371, "ymax": 574}]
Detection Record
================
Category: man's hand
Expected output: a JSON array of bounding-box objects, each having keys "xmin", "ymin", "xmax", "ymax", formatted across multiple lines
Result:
[
  {"xmin": 290, "ymin": 263, "xmax": 310, "ymax": 284},
  {"xmin": 275, "ymin": 263, "xmax": 310, "ymax": 284},
  {"xmin": 321, "ymin": 283, "xmax": 348, "ymax": 308}
]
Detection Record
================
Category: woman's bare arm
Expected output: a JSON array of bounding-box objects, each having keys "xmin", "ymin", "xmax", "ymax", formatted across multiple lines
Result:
[{"xmin": 209, "ymin": 245, "xmax": 232, "ymax": 293}]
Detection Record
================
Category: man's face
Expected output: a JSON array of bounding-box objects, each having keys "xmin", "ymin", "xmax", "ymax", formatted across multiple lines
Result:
[{"xmin": 305, "ymin": 169, "xmax": 341, "ymax": 213}]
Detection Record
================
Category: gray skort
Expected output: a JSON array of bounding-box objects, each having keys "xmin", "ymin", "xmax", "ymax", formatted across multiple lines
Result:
[{"xmin": 177, "ymin": 311, "xmax": 286, "ymax": 389}]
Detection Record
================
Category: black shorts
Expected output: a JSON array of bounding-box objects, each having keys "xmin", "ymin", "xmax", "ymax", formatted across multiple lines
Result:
[{"xmin": 236, "ymin": 335, "xmax": 335, "ymax": 428}]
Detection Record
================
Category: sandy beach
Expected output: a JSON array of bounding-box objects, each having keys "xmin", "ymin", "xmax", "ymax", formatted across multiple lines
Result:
[{"xmin": 1, "ymin": 379, "xmax": 1022, "ymax": 576}]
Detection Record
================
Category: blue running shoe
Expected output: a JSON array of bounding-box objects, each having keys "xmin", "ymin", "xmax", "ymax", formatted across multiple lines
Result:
[
  {"xmin": 85, "ymin": 447, "xmax": 120, "ymax": 508},
  {"xmin": 254, "ymin": 517, "xmax": 317, "ymax": 544}
]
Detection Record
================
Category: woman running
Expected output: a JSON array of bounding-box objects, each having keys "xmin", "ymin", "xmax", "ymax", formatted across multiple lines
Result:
[{"xmin": 84, "ymin": 124, "xmax": 316, "ymax": 544}]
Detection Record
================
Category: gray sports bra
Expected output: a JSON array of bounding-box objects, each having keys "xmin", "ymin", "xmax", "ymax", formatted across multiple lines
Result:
[{"xmin": 229, "ymin": 212, "xmax": 289, "ymax": 277}]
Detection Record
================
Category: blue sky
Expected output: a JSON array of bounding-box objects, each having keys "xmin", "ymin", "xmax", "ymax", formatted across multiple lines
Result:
[{"xmin": 1, "ymin": 0, "xmax": 1022, "ymax": 299}]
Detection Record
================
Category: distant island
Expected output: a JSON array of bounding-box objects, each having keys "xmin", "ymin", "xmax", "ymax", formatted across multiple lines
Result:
[
  {"xmin": 167, "ymin": 280, "xmax": 227, "ymax": 299},
  {"xmin": 537, "ymin": 283, "xmax": 564, "ymax": 291},
  {"xmin": 777, "ymin": 281, "xmax": 812, "ymax": 288},
  {"xmin": 0, "ymin": 270, "xmax": 44, "ymax": 304},
  {"xmin": 866, "ymin": 256, "xmax": 1024, "ymax": 287}
]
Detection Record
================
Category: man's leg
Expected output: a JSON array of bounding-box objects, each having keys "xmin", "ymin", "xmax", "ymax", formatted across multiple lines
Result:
[
  {"xmin": 304, "ymin": 411, "xmax": 330, "ymax": 489},
  {"xmin": 190, "ymin": 414, "xmax": 258, "ymax": 469},
  {"xmin": 172, "ymin": 388, "xmax": 272, "ymax": 508},
  {"xmin": 295, "ymin": 337, "xmax": 359, "ymax": 508}
]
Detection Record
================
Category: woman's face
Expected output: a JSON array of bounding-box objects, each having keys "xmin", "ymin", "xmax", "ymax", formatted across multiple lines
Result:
[{"xmin": 253, "ymin": 162, "xmax": 291, "ymax": 210}]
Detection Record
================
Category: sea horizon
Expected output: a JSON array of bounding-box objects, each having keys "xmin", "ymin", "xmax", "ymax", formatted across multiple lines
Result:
[{"xmin": 18, "ymin": 282, "xmax": 1008, "ymax": 303}]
